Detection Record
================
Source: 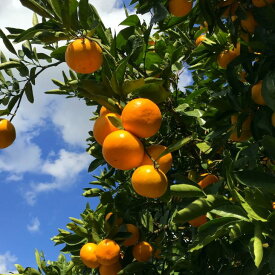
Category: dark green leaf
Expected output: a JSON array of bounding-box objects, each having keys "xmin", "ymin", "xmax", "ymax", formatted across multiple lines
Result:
[
  {"xmin": 20, "ymin": 0, "xmax": 53, "ymax": 18},
  {"xmin": 107, "ymin": 116, "xmax": 123, "ymax": 129},
  {"xmin": 262, "ymin": 135, "xmax": 275, "ymax": 160},
  {"xmin": 25, "ymin": 82, "xmax": 34, "ymax": 103},
  {"xmin": 120, "ymin": 15, "xmax": 141, "ymax": 27},
  {"xmin": 263, "ymin": 71, "xmax": 275, "ymax": 111},
  {"xmin": 50, "ymin": 46, "xmax": 66, "ymax": 61},
  {"xmin": 0, "ymin": 29, "xmax": 17, "ymax": 55},
  {"xmin": 170, "ymin": 184, "xmax": 204, "ymax": 197}
]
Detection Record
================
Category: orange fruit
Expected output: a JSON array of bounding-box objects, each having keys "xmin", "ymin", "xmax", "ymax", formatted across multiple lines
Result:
[
  {"xmin": 197, "ymin": 174, "xmax": 219, "ymax": 189},
  {"xmin": 188, "ymin": 215, "xmax": 207, "ymax": 227},
  {"xmin": 65, "ymin": 38, "xmax": 103, "ymax": 74},
  {"xmin": 272, "ymin": 112, "xmax": 275, "ymax": 127},
  {"xmin": 168, "ymin": 0, "xmax": 193, "ymax": 17},
  {"xmin": 100, "ymin": 106, "xmax": 112, "ymax": 116},
  {"xmin": 95, "ymin": 239, "xmax": 120, "ymax": 266},
  {"xmin": 132, "ymin": 241, "xmax": 153, "ymax": 262},
  {"xmin": 121, "ymin": 98, "xmax": 162, "ymax": 138},
  {"xmin": 105, "ymin": 212, "xmax": 123, "ymax": 226},
  {"xmin": 251, "ymin": 81, "xmax": 266, "ymax": 105},
  {"xmin": 220, "ymin": 1, "xmax": 239, "ymax": 17},
  {"xmin": 195, "ymin": 34, "xmax": 205, "ymax": 46},
  {"xmin": 217, "ymin": 43, "xmax": 240, "ymax": 69},
  {"xmin": 80, "ymin": 243, "xmax": 99, "ymax": 268},
  {"xmin": 252, "ymin": 0, "xmax": 275, "ymax": 7},
  {"xmin": 140, "ymin": 145, "xmax": 172, "ymax": 174},
  {"xmin": 131, "ymin": 165, "xmax": 168, "ymax": 198},
  {"xmin": 229, "ymin": 114, "xmax": 252, "ymax": 142},
  {"xmin": 93, "ymin": 113, "xmax": 121, "ymax": 145},
  {"xmin": 99, "ymin": 261, "xmax": 122, "ymax": 275},
  {"xmin": 123, "ymin": 224, "xmax": 140, "ymax": 246},
  {"xmin": 102, "ymin": 130, "xmax": 144, "ymax": 170},
  {"xmin": 0, "ymin": 119, "xmax": 16, "ymax": 149},
  {"xmin": 240, "ymin": 11, "xmax": 258, "ymax": 33},
  {"xmin": 272, "ymin": 202, "xmax": 275, "ymax": 210}
]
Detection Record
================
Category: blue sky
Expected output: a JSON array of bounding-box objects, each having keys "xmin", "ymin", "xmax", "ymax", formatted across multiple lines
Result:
[{"xmin": 0, "ymin": 1, "xmax": 192, "ymax": 272}]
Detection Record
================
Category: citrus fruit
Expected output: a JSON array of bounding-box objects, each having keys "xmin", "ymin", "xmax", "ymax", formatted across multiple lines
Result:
[
  {"xmin": 140, "ymin": 145, "xmax": 172, "ymax": 173},
  {"xmin": 105, "ymin": 212, "xmax": 123, "ymax": 226},
  {"xmin": 221, "ymin": 2, "xmax": 239, "ymax": 17},
  {"xmin": 197, "ymin": 174, "xmax": 219, "ymax": 189},
  {"xmin": 123, "ymin": 224, "xmax": 140, "ymax": 247},
  {"xmin": 0, "ymin": 119, "xmax": 16, "ymax": 149},
  {"xmin": 240, "ymin": 11, "xmax": 258, "ymax": 33},
  {"xmin": 80, "ymin": 243, "xmax": 99, "ymax": 268},
  {"xmin": 100, "ymin": 106, "xmax": 112, "ymax": 116},
  {"xmin": 65, "ymin": 38, "xmax": 103, "ymax": 74},
  {"xmin": 168, "ymin": 0, "xmax": 193, "ymax": 17},
  {"xmin": 93, "ymin": 113, "xmax": 121, "ymax": 145},
  {"xmin": 272, "ymin": 112, "xmax": 275, "ymax": 127},
  {"xmin": 217, "ymin": 43, "xmax": 240, "ymax": 69},
  {"xmin": 132, "ymin": 241, "xmax": 153, "ymax": 262},
  {"xmin": 251, "ymin": 81, "xmax": 266, "ymax": 105},
  {"xmin": 102, "ymin": 130, "xmax": 144, "ymax": 170},
  {"xmin": 195, "ymin": 34, "xmax": 205, "ymax": 46},
  {"xmin": 131, "ymin": 165, "xmax": 168, "ymax": 198},
  {"xmin": 99, "ymin": 261, "xmax": 122, "ymax": 275},
  {"xmin": 95, "ymin": 239, "xmax": 120, "ymax": 266},
  {"xmin": 188, "ymin": 215, "xmax": 207, "ymax": 227},
  {"xmin": 121, "ymin": 98, "xmax": 162, "ymax": 138},
  {"xmin": 229, "ymin": 114, "xmax": 252, "ymax": 142},
  {"xmin": 252, "ymin": 0, "xmax": 275, "ymax": 7}
]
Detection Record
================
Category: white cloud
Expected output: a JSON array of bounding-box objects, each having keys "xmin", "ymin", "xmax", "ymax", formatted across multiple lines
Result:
[
  {"xmin": 5, "ymin": 174, "xmax": 23, "ymax": 182},
  {"xmin": 0, "ymin": 251, "xmax": 17, "ymax": 274},
  {"xmin": 27, "ymin": 217, "xmax": 40, "ymax": 233},
  {"xmin": 178, "ymin": 67, "xmax": 193, "ymax": 91},
  {"xmin": 23, "ymin": 149, "xmax": 91, "ymax": 205}
]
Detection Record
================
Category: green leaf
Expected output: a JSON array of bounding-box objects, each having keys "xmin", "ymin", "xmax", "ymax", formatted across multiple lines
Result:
[
  {"xmin": 20, "ymin": 0, "xmax": 53, "ymax": 18},
  {"xmin": 140, "ymin": 210, "xmax": 154, "ymax": 232},
  {"xmin": 196, "ymin": 142, "xmax": 212, "ymax": 154},
  {"xmin": 83, "ymin": 188, "xmax": 103, "ymax": 197},
  {"xmin": 78, "ymin": 0, "xmax": 90, "ymax": 28},
  {"xmin": 47, "ymin": 0, "xmax": 62, "ymax": 19},
  {"xmin": 120, "ymin": 15, "xmax": 141, "ymax": 27},
  {"xmin": 235, "ymin": 171, "xmax": 275, "ymax": 193},
  {"xmin": 262, "ymin": 135, "xmax": 275, "ymax": 160},
  {"xmin": 170, "ymin": 184, "xmax": 204, "ymax": 197},
  {"xmin": 118, "ymin": 262, "xmax": 152, "ymax": 274},
  {"xmin": 50, "ymin": 46, "xmax": 66, "ymax": 61},
  {"xmin": 107, "ymin": 116, "xmax": 123, "ymax": 130},
  {"xmin": 25, "ymin": 82, "xmax": 34, "ymax": 103},
  {"xmin": 228, "ymin": 220, "xmax": 252, "ymax": 242},
  {"xmin": 0, "ymin": 29, "xmax": 17, "ymax": 56},
  {"xmin": 174, "ymin": 195, "xmax": 229, "ymax": 224},
  {"xmin": 88, "ymin": 158, "xmax": 105, "ymax": 173},
  {"xmin": 190, "ymin": 218, "xmax": 238, "ymax": 252},
  {"xmin": 252, "ymin": 223, "xmax": 263, "ymax": 268},
  {"xmin": 32, "ymin": 13, "xmax": 39, "ymax": 26},
  {"xmin": 263, "ymin": 71, "xmax": 275, "ymax": 111},
  {"xmin": 210, "ymin": 205, "xmax": 249, "ymax": 221},
  {"xmin": 122, "ymin": 78, "xmax": 145, "ymax": 95},
  {"xmin": 133, "ymin": 82, "xmax": 170, "ymax": 104},
  {"xmin": 0, "ymin": 61, "xmax": 21, "ymax": 70},
  {"xmin": 156, "ymin": 136, "xmax": 192, "ymax": 160},
  {"xmin": 8, "ymin": 95, "xmax": 20, "ymax": 112},
  {"xmin": 62, "ymin": 234, "xmax": 86, "ymax": 245}
]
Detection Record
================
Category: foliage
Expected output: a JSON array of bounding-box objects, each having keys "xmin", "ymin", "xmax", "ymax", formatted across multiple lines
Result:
[{"xmin": 1, "ymin": 0, "xmax": 275, "ymax": 274}]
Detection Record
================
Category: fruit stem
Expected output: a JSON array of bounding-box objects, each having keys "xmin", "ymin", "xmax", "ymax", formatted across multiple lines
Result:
[{"xmin": 143, "ymin": 145, "xmax": 160, "ymax": 170}]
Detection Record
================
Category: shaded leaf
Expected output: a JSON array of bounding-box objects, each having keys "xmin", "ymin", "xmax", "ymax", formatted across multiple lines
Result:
[{"xmin": 170, "ymin": 184, "xmax": 204, "ymax": 197}]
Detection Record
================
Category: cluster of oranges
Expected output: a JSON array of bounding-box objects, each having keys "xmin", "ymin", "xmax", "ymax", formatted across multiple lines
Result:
[
  {"xmin": 0, "ymin": 118, "xmax": 16, "ymax": 149},
  {"xmin": 80, "ymin": 213, "xmax": 155, "ymax": 274},
  {"xmin": 93, "ymin": 98, "xmax": 173, "ymax": 199}
]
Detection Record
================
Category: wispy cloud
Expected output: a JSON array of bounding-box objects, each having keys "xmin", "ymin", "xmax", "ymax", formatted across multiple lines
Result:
[
  {"xmin": 27, "ymin": 217, "xmax": 41, "ymax": 233},
  {"xmin": 0, "ymin": 251, "xmax": 17, "ymax": 274}
]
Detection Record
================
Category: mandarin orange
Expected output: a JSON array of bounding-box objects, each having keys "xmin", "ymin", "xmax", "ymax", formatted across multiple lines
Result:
[
  {"xmin": 0, "ymin": 119, "xmax": 16, "ymax": 149},
  {"xmin": 96, "ymin": 239, "xmax": 120, "ymax": 266},
  {"xmin": 132, "ymin": 241, "xmax": 153, "ymax": 262},
  {"xmin": 80, "ymin": 243, "xmax": 99, "ymax": 268}
]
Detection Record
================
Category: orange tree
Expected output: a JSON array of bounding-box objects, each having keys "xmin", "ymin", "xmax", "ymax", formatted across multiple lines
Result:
[{"xmin": 1, "ymin": 0, "xmax": 275, "ymax": 274}]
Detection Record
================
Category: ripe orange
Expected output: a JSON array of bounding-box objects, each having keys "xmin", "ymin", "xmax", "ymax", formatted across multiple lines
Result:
[
  {"xmin": 217, "ymin": 43, "xmax": 240, "ymax": 69},
  {"xmin": 251, "ymin": 81, "xmax": 266, "ymax": 105},
  {"xmin": 102, "ymin": 130, "xmax": 144, "ymax": 170},
  {"xmin": 65, "ymin": 38, "xmax": 103, "ymax": 74},
  {"xmin": 123, "ymin": 224, "xmax": 140, "ymax": 246},
  {"xmin": 220, "ymin": 1, "xmax": 239, "ymax": 17},
  {"xmin": 0, "ymin": 119, "xmax": 16, "ymax": 149},
  {"xmin": 188, "ymin": 215, "xmax": 207, "ymax": 227},
  {"xmin": 195, "ymin": 34, "xmax": 205, "ymax": 46},
  {"xmin": 140, "ymin": 145, "xmax": 172, "ymax": 174},
  {"xmin": 100, "ymin": 106, "xmax": 112, "ymax": 116},
  {"xmin": 132, "ymin": 241, "xmax": 153, "ymax": 262},
  {"xmin": 197, "ymin": 174, "xmax": 219, "ymax": 189},
  {"xmin": 121, "ymin": 98, "xmax": 162, "ymax": 138},
  {"xmin": 105, "ymin": 212, "xmax": 123, "ymax": 226},
  {"xmin": 95, "ymin": 239, "xmax": 120, "ymax": 266},
  {"xmin": 93, "ymin": 113, "xmax": 121, "ymax": 145},
  {"xmin": 240, "ymin": 11, "xmax": 258, "ymax": 33},
  {"xmin": 99, "ymin": 261, "xmax": 122, "ymax": 275},
  {"xmin": 80, "ymin": 243, "xmax": 99, "ymax": 268},
  {"xmin": 252, "ymin": 0, "xmax": 275, "ymax": 7},
  {"xmin": 229, "ymin": 114, "xmax": 252, "ymax": 142},
  {"xmin": 131, "ymin": 165, "xmax": 168, "ymax": 198},
  {"xmin": 272, "ymin": 112, "xmax": 275, "ymax": 127},
  {"xmin": 168, "ymin": 0, "xmax": 193, "ymax": 17},
  {"xmin": 272, "ymin": 202, "xmax": 275, "ymax": 210}
]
